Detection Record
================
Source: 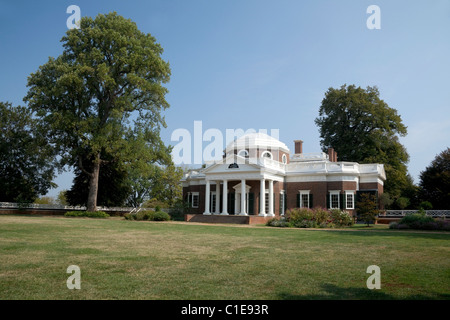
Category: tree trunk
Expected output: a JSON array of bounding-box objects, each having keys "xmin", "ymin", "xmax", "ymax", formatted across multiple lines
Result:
[{"xmin": 87, "ymin": 154, "xmax": 101, "ymax": 212}]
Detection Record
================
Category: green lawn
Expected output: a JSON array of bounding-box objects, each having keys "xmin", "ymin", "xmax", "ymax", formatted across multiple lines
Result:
[{"xmin": 0, "ymin": 215, "xmax": 449, "ymax": 300}]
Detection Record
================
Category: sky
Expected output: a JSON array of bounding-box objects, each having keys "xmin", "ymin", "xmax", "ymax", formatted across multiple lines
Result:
[{"xmin": 0, "ymin": 0, "xmax": 449, "ymax": 198}]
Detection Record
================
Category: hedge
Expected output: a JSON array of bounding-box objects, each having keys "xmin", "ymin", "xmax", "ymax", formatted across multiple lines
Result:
[{"xmin": 64, "ymin": 211, "xmax": 110, "ymax": 218}]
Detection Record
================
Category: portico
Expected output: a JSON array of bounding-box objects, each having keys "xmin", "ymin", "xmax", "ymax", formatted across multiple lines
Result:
[{"xmin": 202, "ymin": 170, "xmax": 279, "ymax": 217}]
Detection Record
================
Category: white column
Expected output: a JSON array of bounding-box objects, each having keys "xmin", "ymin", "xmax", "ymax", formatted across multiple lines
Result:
[
  {"xmin": 204, "ymin": 180, "xmax": 211, "ymax": 215},
  {"xmin": 240, "ymin": 179, "xmax": 247, "ymax": 215},
  {"xmin": 222, "ymin": 180, "xmax": 228, "ymax": 215},
  {"xmin": 215, "ymin": 181, "xmax": 221, "ymax": 215},
  {"xmin": 259, "ymin": 178, "xmax": 266, "ymax": 216},
  {"xmin": 268, "ymin": 180, "xmax": 274, "ymax": 216}
]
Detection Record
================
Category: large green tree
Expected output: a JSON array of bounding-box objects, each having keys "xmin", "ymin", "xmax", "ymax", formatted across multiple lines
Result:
[
  {"xmin": 65, "ymin": 152, "xmax": 132, "ymax": 207},
  {"xmin": 419, "ymin": 148, "xmax": 450, "ymax": 209},
  {"xmin": 315, "ymin": 85, "xmax": 410, "ymax": 199},
  {"xmin": 126, "ymin": 163, "xmax": 183, "ymax": 208},
  {"xmin": 24, "ymin": 12, "xmax": 171, "ymax": 211},
  {"xmin": 0, "ymin": 102, "xmax": 56, "ymax": 202}
]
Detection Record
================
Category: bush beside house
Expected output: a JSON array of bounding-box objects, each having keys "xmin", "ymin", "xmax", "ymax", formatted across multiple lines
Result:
[
  {"xmin": 124, "ymin": 209, "xmax": 171, "ymax": 221},
  {"xmin": 267, "ymin": 207, "xmax": 354, "ymax": 229}
]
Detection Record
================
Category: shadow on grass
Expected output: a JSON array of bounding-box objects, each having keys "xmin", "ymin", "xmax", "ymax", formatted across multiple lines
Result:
[
  {"xmin": 323, "ymin": 227, "xmax": 450, "ymax": 240},
  {"xmin": 278, "ymin": 283, "xmax": 450, "ymax": 300}
]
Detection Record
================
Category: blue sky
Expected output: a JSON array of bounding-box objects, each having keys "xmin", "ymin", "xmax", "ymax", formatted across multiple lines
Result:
[{"xmin": 1, "ymin": 0, "xmax": 449, "ymax": 197}]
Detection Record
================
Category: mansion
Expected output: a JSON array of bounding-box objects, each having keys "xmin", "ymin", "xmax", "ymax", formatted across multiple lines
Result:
[{"xmin": 181, "ymin": 133, "xmax": 385, "ymax": 219}]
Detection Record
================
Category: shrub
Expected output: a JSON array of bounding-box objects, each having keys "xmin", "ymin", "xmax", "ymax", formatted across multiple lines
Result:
[
  {"xmin": 151, "ymin": 211, "xmax": 171, "ymax": 221},
  {"xmin": 400, "ymin": 212, "xmax": 434, "ymax": 226},
  {"xmin": 292, "ymin": 219, "xmax": 318, "ymax": 228},
  {"xmin": 389, "ymin": 222, "xmax": 398, "ymax": 229},
  {"xmin": 320, "ymin": 221, "xmax": 335, "ymax": 229},
  {"xmin": 389, "ymin": 222, "xmax": 410, "ymax": 230},
  {"xmin": 277, "ymin": 207, "xmax": 356, "ymax": 229},
  {"xmin": 389, "ymin": 213, "xmax": 450, "ymax": 231},
  {"xmin": 266, "ymin": 218, "xmax": 291, "ymax": 228},
  {"xmin": 136, "ymin": 210, "xmax": 149, "ymax": 221},
  {"xmin": 356, "ymin": 193, "xmax": 379, "ymax": 226},
  {"xmin": 286, "ymin": 208, "xmax": 314, "ymax": 222},
  {"xmin": 170, "ymin": 200, "xmax": 190, "ymax": 221},
  {"xmin": 284, "ymin": 207, "xmax": 343, "ymax": 228},
  {"xmin": 313, "ymin": 207, "xmax": 330, "ymax": 225},
  {"xmin": 64, "ymin": 211, "xmax": 109, "ymax": 218},
  {"xmin": 123, "ymin": 213, "xmax": 134, "ymax": 220},
  {"xmin": 124, "ymin": 210, "xmax": 171, "ymax": 221},
  {"xmin": 330, "ymin": 209, "xmax": 354, "ymax": 227}
]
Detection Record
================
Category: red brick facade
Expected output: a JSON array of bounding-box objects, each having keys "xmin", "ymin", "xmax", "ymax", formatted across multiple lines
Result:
[{"xmin": 183, "ymin": 179, "xmax": 383, "ymax": 217}]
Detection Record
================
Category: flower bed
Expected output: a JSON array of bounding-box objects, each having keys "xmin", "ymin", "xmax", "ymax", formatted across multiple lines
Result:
[{"xmin": 267, "ymin": 207, "xmax": 354, "ymax": 228}]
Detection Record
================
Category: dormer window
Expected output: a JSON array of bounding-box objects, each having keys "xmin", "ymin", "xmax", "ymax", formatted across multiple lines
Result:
[
  {"xmin": 238, "ymin": 149, "xmax": 249, "ymax": 158},
  {"xmin": 261, "ymin": 151, "xmax": 272, "ymax": 159}
]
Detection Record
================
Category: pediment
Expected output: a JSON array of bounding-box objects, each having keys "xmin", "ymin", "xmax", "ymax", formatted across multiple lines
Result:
[{"xmin": 203, "ymin": 154, "xmax": 263, "ymax": 174}]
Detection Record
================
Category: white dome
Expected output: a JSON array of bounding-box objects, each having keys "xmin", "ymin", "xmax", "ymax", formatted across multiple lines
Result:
[{"xmin": 225, "ymin": 132, "xmax": 290, "ymax": 152}]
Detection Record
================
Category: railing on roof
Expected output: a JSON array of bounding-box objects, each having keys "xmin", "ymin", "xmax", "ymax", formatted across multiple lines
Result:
[
  {"xmin": 290, "ymin": 152, "xmax": 328, "ymax": 161},
  {"xmin": 260, "ymin": 157, "xmax": 286, "ymax": 171}
]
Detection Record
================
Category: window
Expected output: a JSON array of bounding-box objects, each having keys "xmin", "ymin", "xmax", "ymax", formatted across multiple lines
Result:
[
  {"xmin": 280, "ymin": 191, "xmax": 286, "ymax": 215},
  {"xmin": 329, "ymin": 191, "xmax": 340, "ymax": 209},
  {"xmin": 299, "ymin": 191, "xmax": 310, "ymax": 208},
  {"xmin": 301, "ymin": 194, "xmax": 309, "ymax": 208},
  {"xmin": 238, "ymin": 149, "xmax": 249, "ymax": 158},
  {"xmin": 191, "ymin": 192, "xmax": 199, "ymax": 208},
  {"xmin": 345, "ymin": 191, "xmax": 354, "ymax": 209},
  {"xmin": 261, "ymin": 151, "xmax": 272, "ymax": 159},
  {"xmin": 264, "ymin": 191, "xmax": 274, "ymax": 213},
  {"xmin": 211, "ymin": 192, "xmax": 216, "ymax": 212},
  {"xmin": 282, "ymin": 154, "xmax": 287, "ymax": 164}
]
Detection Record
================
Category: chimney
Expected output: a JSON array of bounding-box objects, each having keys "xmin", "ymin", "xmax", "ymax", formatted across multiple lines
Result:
[
  {"xmin": 294, "ymin": 140, "xmax": 303, "ymax": 154},
  {"xmin": 328, "ymin": 147, "xmax": 335, "ymax": 162}
]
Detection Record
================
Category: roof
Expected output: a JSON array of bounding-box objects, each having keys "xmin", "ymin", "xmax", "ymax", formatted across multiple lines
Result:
[{"xmin": 225, "ymin": 132, "xmax": 290, "ymax": 153}]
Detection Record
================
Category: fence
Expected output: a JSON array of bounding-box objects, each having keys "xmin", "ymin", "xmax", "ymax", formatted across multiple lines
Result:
[
  {"xmin": 0, "ymin": 202, "xmax": 134, "ymax": 213},
  {"xmin": 0, "ymin": 202, "xmax": 173, "ymax": 215},
  {"xmin": 383, "ymin": 210, "xmax": 450, "ymax": 218}
]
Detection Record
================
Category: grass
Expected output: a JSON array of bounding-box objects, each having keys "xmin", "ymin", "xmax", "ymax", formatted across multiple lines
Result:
[{"xmin": 0, "ymin": 215, "xmax": 449, "ymax": 300}]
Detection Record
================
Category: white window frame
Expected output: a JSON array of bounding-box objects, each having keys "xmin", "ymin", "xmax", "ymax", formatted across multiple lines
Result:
[
  {"xmin": 299, "ymin": 190, "xmax": 310, "ymax": 208},
  {"xmin": 329, "ymin": 191, "xmax": 340, "ymax": 209},
  {"xmin": 261, "ymin": 151, "xmax": 273, "ymax": 159},
  {"xmin": 238, "ymin": 149, "xmax": 249, "ymax": 158},
  {"xmin": 282, "ymin": 154, "xmax": 287, "ymax": 164},
  {"xmin": 345, "ymin": 191, "xmax": 355, "ymax": 209},
  {"xmin": 280, "ymin": 190, "xmax": 285, "ymax": 215},
  {"xmin": 191, "ymin": 192, "xmax": 199, "ymax": 208}
]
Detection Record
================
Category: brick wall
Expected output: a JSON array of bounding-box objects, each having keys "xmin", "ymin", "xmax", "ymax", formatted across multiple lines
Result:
[
  {"xmin": 360, "ymin": 182, "xmax": 384, "ymax": 194},
  {"xmin": 183, "ymin": 179, "xmax": 380, "ymax": 216}
]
